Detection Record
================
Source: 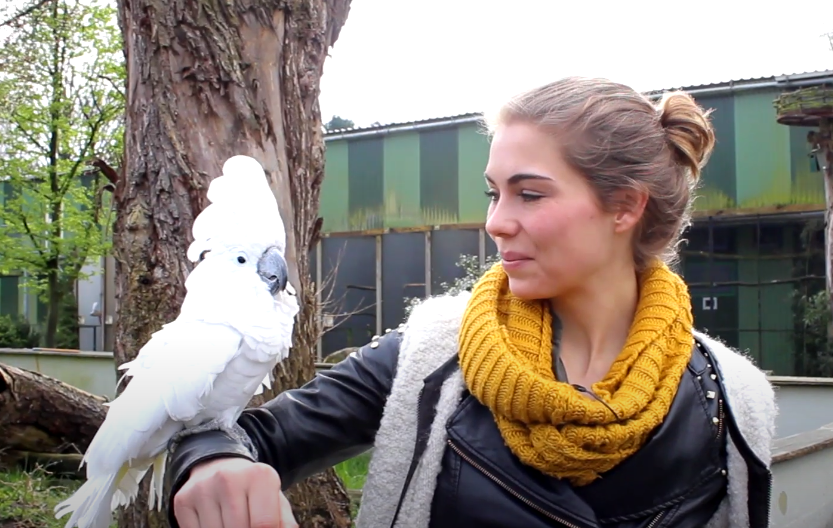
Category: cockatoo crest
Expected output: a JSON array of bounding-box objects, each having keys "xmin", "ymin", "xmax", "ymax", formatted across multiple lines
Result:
[{"xmin": 187, "ymin": 155, "xmax": 286, "ymax": 263}]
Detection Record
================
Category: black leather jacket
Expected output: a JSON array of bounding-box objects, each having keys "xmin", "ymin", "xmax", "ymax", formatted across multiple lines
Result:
[{"xmin": 164, "ymin": 334, "xmax": 772, "ymax": 528}]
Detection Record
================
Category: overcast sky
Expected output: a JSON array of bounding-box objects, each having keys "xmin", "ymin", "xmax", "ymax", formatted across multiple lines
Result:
[{"xmin": 318, "ymin": 0, "xmax": 833, "ymax": 127}]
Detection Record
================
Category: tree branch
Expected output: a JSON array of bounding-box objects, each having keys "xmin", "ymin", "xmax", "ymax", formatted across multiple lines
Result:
[
  {"xmin": 19, "ymin": 214, "xmax": 48, "ymax": 260},
  {"xmin": 91, "ymin": 158, "xmax": 120, "ymax": 186},
  {"xmin": 0, "ymin": 0, "xmax": 50, "ymax": 28},
  {"xmin": 11, "ymin": 114, "xmax": 46, "ymax": 153},
  {"xmin": 60, "ymin": 118, "xmax": 103, "ymax": 198}
]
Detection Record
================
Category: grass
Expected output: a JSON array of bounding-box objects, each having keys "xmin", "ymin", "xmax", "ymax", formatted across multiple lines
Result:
[
  {"xmin": 0, "ymin": 466, "xmax": 111, "ymax": 528},
  {"xmin": 0, "ymin": 455, "xmax": 371, "ymax": 527},
  {"xmin": 333, "ymin": 452, "xmax": 371, "ymax": 490}
]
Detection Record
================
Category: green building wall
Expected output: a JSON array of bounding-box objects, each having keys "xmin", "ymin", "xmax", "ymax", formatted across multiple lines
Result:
[
  {"xmin": 681, "ymin": 222, "xmax": 806, "ymax": 376},
  {"xmin": 321, "ymin": 87, "xmax": 824, "ymax": 234},
  {"xmin": 322, "ymin": 121, "xmax": 492, "ymax": 232}
]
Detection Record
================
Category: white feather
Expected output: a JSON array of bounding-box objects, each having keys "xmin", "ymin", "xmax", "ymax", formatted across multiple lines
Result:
[{"xmin": 55, "ymin": 155, "xmax": 298, "ymax": 528}]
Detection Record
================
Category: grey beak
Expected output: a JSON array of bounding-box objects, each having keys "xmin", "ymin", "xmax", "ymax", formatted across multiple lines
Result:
[{"xmin": 257, "ymin": 246, "xmax": 288, "ymax": 295}]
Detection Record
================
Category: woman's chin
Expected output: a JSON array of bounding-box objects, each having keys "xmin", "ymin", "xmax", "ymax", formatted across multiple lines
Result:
[{"xmin": 506, "ymin": 277, "xmax": 551, "ymax": 302}]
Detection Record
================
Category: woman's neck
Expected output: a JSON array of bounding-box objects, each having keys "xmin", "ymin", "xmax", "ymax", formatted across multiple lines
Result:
[{"xmin": 550, "ymin": 263, "xmax": 639, "ymax": 385}]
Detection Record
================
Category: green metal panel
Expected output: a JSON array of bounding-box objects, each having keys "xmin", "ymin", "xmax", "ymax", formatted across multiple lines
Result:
[
  {"xmin": 382, "ymin": 131, "xmax": 421, "ymax": 228},
  {"xmin": 694, "ymin": 95, "xmax": 736, "ymax": 210},
  {"xmin": 1, "ymin": 181, "xmax": 23, "ymax": 241},
  {"xmin": 757, "ymin": 258, "xmax": 797, "ymax": 375},
  {"xmin": 737, "ymin": 226, "xmax": 759, "ymax": 362},
  {"xmin": 457, "ymin": 123, "xmax": 491, "ymax": 223},
  {"xmin": 789, "ymin": 125, "xmax": 824, "ymax": 206},
  {"xmin": 0, "ymin": 276, "xmax": 19, "ymax": 317},
  {"xmin": 733, "ymin": 90, "xmax": 792, "ymax": 207},
  {"xmin": 2, "ymin": 181, "xmax": 13, "ymax": 205},
  {"xmin": 348, "ymin": 137, "xmax": 385, "ymax": 230},
  {"xmin": 682, "ymin": 227, "xmax": 739, "ymax": 351},
  {"xmin": 736, "ymin": 225, "xmax": 798, "ymax": 375},
  {"xmin": 321, "ymin": 140, "xmax": 349, "ymax": 232},
  {"xmin": 420, "ymin": 128, "xmax": 459, "ymax": 225}
]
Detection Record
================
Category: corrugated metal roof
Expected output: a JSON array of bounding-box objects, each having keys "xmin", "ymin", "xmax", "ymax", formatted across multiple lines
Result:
[
  {"xmin": 642, "ymin": 69, "xmax": 833, "ymax": 95},
  {"xmin": 324, "ymin": 70, "xmax": 833, "ymax": 140},
  {"xmin": 324, "ymin": 111, "xmax": 482, "ymax": 135}
]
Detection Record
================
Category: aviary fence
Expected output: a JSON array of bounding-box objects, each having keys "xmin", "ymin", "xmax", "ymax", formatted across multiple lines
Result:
[
  {"xmin": 312, "ymin": 224, "xmax": 498, "ymax": 359},
  {"xmin": 313, "ymin": 212, "xmax": 830, "ymax": 377}
]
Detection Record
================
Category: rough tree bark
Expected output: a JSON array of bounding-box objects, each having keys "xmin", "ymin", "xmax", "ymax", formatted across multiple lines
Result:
[
  {"xmin": 111, "ymin": 1, "xmax": 352, "ymax": 527},
  {"xmin": 0, "ymin": 364, "xmax": 106, "ymax": 455}
]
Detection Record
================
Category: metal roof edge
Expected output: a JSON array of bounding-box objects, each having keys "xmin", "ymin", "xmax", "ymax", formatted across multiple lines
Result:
[
  {"xmin": 324, "ymin": 113, "xmax": 484, "ymax": 142},
  {"xmin": 325, "ymin": 70, "xmax": 833, "ymax": 141}
]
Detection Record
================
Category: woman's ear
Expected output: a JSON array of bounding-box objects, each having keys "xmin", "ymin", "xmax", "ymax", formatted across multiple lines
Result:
[{"xmin": 612, "ymin": 188, "xmax": 648, "ymax": 234}]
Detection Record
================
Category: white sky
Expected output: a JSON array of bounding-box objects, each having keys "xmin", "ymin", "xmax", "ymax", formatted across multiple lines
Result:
[{"xmin": 319, "ymin": 0, "xmax": 833, "ymax": 127}]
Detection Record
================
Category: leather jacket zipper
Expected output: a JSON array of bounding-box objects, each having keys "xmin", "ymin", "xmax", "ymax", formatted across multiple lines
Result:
[
  {"xmin": 448, "ymin": 439, "xmax": 667, "ymax": 528},
  {"xmin": 645, "ymin": 510, "xmax": 665, "ymax": 528},
  {"xmin": 447, "ymin": 439, "xmax": 587, "ymax": 528}
]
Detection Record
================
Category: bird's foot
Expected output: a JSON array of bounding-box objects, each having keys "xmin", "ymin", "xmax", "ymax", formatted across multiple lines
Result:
[{"xmin": 167, "ymin": 420, "xmax": 258, "ymax": 460}]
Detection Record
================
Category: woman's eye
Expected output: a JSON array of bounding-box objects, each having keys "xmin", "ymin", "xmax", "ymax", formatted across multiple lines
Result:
[
  {"xmin": 520, "ymin": 193, "xmax": 543, "ymax": 202},
  {"xmin": 485, "ymin": 189, "xmax": 542, "ymax": 203}
]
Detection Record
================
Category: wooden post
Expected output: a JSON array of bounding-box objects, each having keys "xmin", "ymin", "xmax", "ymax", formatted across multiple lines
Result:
[{"xmin": 815, "ymin": 118, "xmax": 833, "ymax": 334}]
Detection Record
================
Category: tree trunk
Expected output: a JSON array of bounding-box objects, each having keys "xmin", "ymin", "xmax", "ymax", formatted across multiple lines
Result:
[
  {"xmin": 819, "ymin": 118, "xmax": 833, "ymax": 342},
  {"xmin": 112, "ymin": 1, "xmax": 352, "ymax": 527},
  {"xmin": 0, "ymin": 364, "xmax": 106, "ymax": 456}
]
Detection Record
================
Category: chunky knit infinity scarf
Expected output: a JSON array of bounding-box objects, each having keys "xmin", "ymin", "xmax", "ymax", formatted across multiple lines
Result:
[{"xmin": 457, "ymin": 261, "xmax": 694, "ymax": 486}]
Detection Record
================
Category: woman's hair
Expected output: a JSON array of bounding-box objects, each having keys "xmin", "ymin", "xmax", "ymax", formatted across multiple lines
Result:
[{"xmin": 485, "ymin": 77, "xmax": 715, "ymax": 270}]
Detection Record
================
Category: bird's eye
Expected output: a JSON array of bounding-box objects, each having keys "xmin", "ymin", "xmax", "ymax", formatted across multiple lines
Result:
[
  {"xmin": 237, "ymin": 256, "xmax": 246, "ymax": 264},
  {"xmin": 199, "ymin": 250, "xmax": 210, "ymax": 262}
]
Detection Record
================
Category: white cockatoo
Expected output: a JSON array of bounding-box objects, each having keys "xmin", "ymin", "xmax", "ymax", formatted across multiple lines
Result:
[{"xmin": 55, "ymin": 155, "xmax": 299, "ymax": 528}]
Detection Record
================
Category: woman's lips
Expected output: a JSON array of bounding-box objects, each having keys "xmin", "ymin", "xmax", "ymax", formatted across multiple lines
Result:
[{"xmin": 501, "ymin": 251, "xmax": 532, "ymax": 270}]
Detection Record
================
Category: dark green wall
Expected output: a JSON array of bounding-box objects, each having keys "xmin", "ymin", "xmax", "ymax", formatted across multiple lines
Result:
[
  {"xmin": 419, "ymin": 127, "xmax": 459, "ymax": 223},
  {"xmin": 696, "ymin": 94, "xmax": 736, "ymax": 208},
  {"xmin": 347, "ymin": 137, "xmax": 385, "ymax": 230},
  {"xmin": 0, "ymin": 276, "xmax": 19, "ymax": 317}
]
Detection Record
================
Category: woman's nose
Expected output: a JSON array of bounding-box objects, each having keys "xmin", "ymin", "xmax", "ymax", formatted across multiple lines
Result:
[{"xmin": 485, "ymin": 200, "xmax": 519, "ymax": 240}]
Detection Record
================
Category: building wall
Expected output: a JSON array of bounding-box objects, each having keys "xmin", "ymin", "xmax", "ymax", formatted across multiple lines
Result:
[
  {"xmin": 679, "ymin": 219, "xmax": 826, "ymax": 377},
  {"xmin": 321, "ymin": 88, "xmax": 824, "ymax": 234},
  {"xmin": 322, "ymin": 122, "xmax": 491, "ymax": 232},
  {"xmin": 699, "ymin": 89, "xmax": 822, "ymax": 210}
]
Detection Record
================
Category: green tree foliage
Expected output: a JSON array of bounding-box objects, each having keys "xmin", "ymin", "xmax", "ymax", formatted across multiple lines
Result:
[
  {"xmin": 324, "ymin": 115, "xmax": 355, "ymax": 131},
  {"xmin": 0, "ymin": 0, "xmax": 124, "ymax": 346}
]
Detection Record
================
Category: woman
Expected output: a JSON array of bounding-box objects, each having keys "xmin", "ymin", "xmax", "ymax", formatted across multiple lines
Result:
[{"xmin": 165, "ymin": 77, "xmax": 777, "ymax": 528}]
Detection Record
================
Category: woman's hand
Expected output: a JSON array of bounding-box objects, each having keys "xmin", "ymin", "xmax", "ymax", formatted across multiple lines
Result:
[{"xmin": 173, "ymin": 457, "xmax": 298, "ymax": 528}]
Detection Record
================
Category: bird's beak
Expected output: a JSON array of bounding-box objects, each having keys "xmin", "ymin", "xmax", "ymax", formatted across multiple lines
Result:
[{"xmin": 257, "ymin": 246, "xmax": 288, "ymax": 295}]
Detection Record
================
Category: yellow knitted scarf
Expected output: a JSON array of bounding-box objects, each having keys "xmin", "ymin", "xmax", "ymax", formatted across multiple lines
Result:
[{"xmin": 457, "ymin": 261, "xmax": 694, "ymax": 486}]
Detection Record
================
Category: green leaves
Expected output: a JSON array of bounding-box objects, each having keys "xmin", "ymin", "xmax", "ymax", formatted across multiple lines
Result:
[{"xmin": 0, "ymin": 0, "xmax": 124, "ymax": 299}]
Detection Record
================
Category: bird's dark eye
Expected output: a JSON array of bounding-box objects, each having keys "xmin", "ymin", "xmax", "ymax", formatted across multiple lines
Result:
[
  {"xmin": 199, "ymin": 250, "xmax": 210, "ymax": 262},
  {"xmin": 237, "ymin": 256, "xmax": 246, "ymax": 264}
]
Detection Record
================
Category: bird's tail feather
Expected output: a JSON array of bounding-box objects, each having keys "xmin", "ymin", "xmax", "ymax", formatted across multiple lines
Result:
[
  {"xmin": 148, "ymin": 451, "xmax": 168, "ymax": 511},
  {"xmin": 110, "ymin": 465, "xmax": 149, "ymax": 510},
  {"xmin": 54, "ymin": 467, "xmax": 123, "ymax": 528}
]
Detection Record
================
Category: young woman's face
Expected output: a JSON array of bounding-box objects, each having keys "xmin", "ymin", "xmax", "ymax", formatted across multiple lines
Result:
[{"xmin": 484, "ymin": 121, "xmax": 638, "ymax": 300}]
